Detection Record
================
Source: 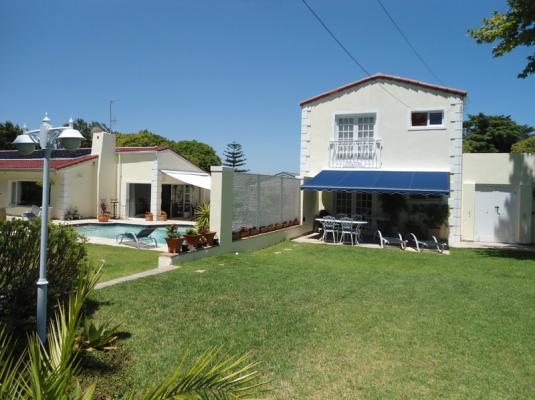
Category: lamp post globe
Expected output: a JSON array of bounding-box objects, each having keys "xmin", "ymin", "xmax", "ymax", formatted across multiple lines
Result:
[
  {"xmin": 58, "ymin": 128, "xmax": 84, "ymax": 151},
  {"xmin": 13, "ymin": 134, "xmax": 36, "ymax": 155}
]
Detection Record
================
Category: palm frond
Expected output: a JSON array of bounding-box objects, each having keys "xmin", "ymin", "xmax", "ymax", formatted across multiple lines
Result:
[
  {"xmin": 0, "ymin": 326, "xmax": 25, "ymax": 398},
  {"xmin": 134, "ymin": 349, "xmax": 268, "ymax": 400}
]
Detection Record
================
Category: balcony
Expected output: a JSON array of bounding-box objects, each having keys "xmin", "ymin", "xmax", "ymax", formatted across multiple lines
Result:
[{"xmin": 329, "ymin": 138, "xmax": 381, "ymax": 168}]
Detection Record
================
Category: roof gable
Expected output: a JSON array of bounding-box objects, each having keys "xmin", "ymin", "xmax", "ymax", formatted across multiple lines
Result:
[{"xmin": 300, "ymin": 73, "xmax": 467, "ymax": 107}]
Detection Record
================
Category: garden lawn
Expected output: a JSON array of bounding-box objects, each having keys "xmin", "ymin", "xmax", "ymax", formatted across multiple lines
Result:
[
  {"xmin": 85, "ymin": 244, "xmax": 159, "ymax": 282},
  {"xmin": 84, "ymin": 242, "xmax": 535, "ymax": 399}
]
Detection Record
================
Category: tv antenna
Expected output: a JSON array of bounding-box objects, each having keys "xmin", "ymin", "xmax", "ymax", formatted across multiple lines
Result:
[{"xmin": 109, "ymin": 99, "xmax": 118, "ymax": 133}]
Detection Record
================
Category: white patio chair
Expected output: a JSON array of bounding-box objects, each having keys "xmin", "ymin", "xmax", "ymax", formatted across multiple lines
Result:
[
  {"xmin": 338, "ymin": 217, "xmax": 356, "ymax": 245},
  {"xmin": 377, "ymin": 230, "xmax": 407, "ymax": 250},
  {"xmin": 408, "ymin": 233, "xmax": 447, "ymax": 253},
  {"xmin": 321, "ymin": 215, "xmax": 337, "ymax": 243}
]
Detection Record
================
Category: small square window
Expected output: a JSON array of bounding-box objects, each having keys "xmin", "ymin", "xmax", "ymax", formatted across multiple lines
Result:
[
  {"xmin": 429, "ymin": 111, "xmax": 443, "ymax": 126},
  {"xmin": 411, "ymin": 112, "xmax": 427, "ymax": 126}
]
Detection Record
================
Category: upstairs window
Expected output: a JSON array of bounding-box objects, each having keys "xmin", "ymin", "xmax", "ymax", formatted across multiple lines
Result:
[
  {"xmin": 336, "ymin": 115, "xmax": 376, "ymax": 140},
  {"xmin": 337, "ymin": 117, "xmax": 354, "ymax": 140},
  {"xmin": 411, "ymin": 110, "xmax": 444, "ymax": 128}
]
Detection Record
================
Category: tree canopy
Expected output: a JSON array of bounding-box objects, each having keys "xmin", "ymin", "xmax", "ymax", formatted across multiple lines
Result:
[
  {"xmin": 0, "ymin": 122, "xmax": 22, "ymax": 150},
  {"xmin": 511, "ymin": 135, "xmax": 535, "ymax": 152},
  {"xmin": 68, "ymin": 118, "xmax": 107, "ymax": 148},
  {"xmin": 222, "ymin": 141, "xmax": 248, "ymax": 172},
  {"xmin": 469, "ymin": 0, "xmax": 535, "ymax": 78},
  {"xmin": 116, "ymin": 130, "xmax": 221, "ymax": 171},
  {"xmin": 463, "ymin": 113, "xmax": 533, "ymax": 153}
]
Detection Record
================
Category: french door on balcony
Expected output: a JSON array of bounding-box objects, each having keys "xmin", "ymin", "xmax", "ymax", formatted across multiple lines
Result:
[{"xmin": 332, "ymin": 114, "xmax": 377, "ymax": 167}]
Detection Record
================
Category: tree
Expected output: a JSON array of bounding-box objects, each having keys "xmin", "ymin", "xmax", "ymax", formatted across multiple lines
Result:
[
  {"xmin": 0, "ymin": 121, "xmax": 22, "ymax": 150},
  {"xmin": 469, "ymin": 0, "xmax": 535, "ymax": 78},
  {"xmin": 68, "ymin": 118, "xmax": 108, "ymax": 148},
  {"xmin": 116, "ymin": 130, "xmax": 221, "ymax": 171},
  {"xmin": 222, "ymin": 141, "xmax": 248, "ymax": 172},
  {"xmin": 511, "ymin": 135, "xmax": 535, "ymax": 152},
  {"xmin": 463, "ymin": 113, "xmax": 533, "ymax": 153}
]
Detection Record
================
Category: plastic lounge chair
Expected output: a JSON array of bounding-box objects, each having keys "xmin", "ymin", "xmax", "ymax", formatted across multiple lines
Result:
[
  {"xmin": 22, "ymin": 205, "xmax": 42, "ymax": 221},
  {"xmin": 321, "ymin": 216, "xmax": 337, "ymax": 243},
  {"xmin": 116, "ymin": 227, "xmax": 158, "ymax": 248},
  {"xmin": 408, "ymin": 233, "xmax": 447, "ymax": 253},
  {"xmin": 377, "ymin": 230, "xmax": 407, "ymax": 250}
]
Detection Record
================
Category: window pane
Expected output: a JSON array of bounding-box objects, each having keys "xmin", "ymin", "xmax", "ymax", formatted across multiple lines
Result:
[
  {"xmin": 19, "ymin": 182, "xmax": 42, "ymax": 206},
  {"xmin": 411, "ymin": 112, "xmax": 427, "ymax": 126},
  {"xmin": 429, "ymin": 111, "xmax": 443, "ymax": 125}
]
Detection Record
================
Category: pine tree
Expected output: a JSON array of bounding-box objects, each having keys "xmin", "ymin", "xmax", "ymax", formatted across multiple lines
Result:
[{"xmin": 223, "ymin": 141, "xmax": 249, "ymax": 172}]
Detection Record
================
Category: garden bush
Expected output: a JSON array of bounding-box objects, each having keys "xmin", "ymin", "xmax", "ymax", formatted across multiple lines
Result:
[{"xmin": 0, "ymin": 219, "xmax": 88, "ymax": 332}]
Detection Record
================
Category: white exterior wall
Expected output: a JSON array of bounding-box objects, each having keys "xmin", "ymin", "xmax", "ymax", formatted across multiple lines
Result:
[
  {"xmin": 461, "ymin": 153, "xmax": 535, "ymax": 244},
  {"xmin": 300, "ymin": 78, "xmax": 465, "ymax": 244},
  {"xmin": 57, "ymin": 160, "xmax": 98, "ymax": 218},
  {"xmin": 118, "ymin": 152, "xmax": 154, "ymax": 218}
]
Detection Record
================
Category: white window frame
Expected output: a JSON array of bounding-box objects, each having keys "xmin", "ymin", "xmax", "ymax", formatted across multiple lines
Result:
[
  {"xmin": 408, "ymin": 108, "xmax": 447, "ymax": 131},
  {"xmin": 332, "ymin": 111, "xmax": 379, "ymax": 141},
  {"xmin": 9, "ymin": 180, "xmax": 44, "ymax": 206}
]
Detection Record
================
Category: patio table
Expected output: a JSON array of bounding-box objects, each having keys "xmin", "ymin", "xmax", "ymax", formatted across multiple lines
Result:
[{"xmin": 315, "ymin": 218, "xmax": 368, "ymax": 244}]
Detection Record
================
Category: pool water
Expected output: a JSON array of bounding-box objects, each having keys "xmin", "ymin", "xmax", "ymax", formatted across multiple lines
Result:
[{"xmin": 74, "ymin": 223, "xmax": 190, "ymax": 245}]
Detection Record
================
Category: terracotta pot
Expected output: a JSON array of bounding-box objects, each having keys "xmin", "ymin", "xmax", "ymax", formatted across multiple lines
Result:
[
  {"xmin": 202, "ymin": 231, "xmax": 217, "ymax": 246},
  {"xmin": 275, "ymin": 223, "xmax": 282, "ymax": 230},
  {"xmin": 166, "ymin": 237, "xmax": 183, "ymax": 253},
  {"xmin": 97, "ymin": 214, "xmax": 110, "ymax": 223},
  {"xmin": 184, "ymin": 234, "xmax": 203, "ymax": 248},
  {"xmin": 259, "ymin": 226, "xmax": 267, "ymax": 234},
  {"xmin": 145, "ymin": 213, "xmax": 153, "ymax": 221},
  {"xmin": 159, "ymin": 211, "xmax": 167, "ymax": 221},
  {"xmin": 239, "ymin": 229, "xmax": 249, "ymax": 239},
  {"xmin": 267, "ymin": 224, "xmax": 274, "ymax": 232},
  {"xmin": 249, "ymin": 228, "xmax": 259, "ymax": 236},
  {"xmin": 293, "ymin": 218, "xmax": 299, "ymax": 226}
]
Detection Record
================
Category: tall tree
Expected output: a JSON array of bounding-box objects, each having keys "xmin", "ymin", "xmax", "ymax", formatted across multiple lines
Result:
[
  {"xmin": 0, "ymin": 122, "xmax": 22, "ymax": 150},
  {"xmin": 469, "ymin": 0, "xmax": 535, "ymax": 78},
  {"xmin": 463, "ymin": 113, "xmax": 533, "ymax": 153},
  {"xmin": 222, "ymin": 141, "xmax": 248, "ymax": 172}
]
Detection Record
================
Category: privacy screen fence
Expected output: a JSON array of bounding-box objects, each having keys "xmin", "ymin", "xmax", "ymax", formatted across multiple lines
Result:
[{"xmin": 232, "ymin": 173, "xmax": 301, "ymax": 231}]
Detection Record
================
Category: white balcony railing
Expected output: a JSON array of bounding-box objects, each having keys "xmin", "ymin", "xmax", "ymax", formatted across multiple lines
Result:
[{"xmin": 329, "ymin": 138, "xmax": 381, "ymax": 168}]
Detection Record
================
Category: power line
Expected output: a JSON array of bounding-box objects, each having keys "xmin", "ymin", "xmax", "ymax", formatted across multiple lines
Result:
[
  {"xmin": 375, "ymin": 0, "xmax": 444, "ymax": 85},
  {"xmin": 300, "ymin": 0, "xmax": 410, "ymax": 108}
]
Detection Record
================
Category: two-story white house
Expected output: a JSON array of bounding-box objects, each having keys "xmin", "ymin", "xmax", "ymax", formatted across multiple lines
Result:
[{"xmin": 299, "ymin": 73, "xmax": 466, "ymax": 244}]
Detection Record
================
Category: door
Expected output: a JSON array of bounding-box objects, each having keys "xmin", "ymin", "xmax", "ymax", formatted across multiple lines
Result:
[{"xmin": 475, "ymin": 186, "xmax": 517, "ymax": 243}]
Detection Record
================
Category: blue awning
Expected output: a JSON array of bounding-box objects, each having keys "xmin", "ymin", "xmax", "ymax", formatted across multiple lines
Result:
[{"xmin": 301, "ymin": 170, "xmax": 450, "ymax": 195}]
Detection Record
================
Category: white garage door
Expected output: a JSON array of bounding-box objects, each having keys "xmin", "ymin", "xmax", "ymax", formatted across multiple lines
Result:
[{"xmin": 475, "ymin": 186, "xmax": 517, "ymax": 243}]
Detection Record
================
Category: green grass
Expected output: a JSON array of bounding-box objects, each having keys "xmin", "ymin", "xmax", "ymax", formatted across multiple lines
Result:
[
  {"xmin": 84, "ymin": 243, "xmax": 535, "ymax": 399},
  {"xmin": 86, "ymin": 244, "xmax": 159, "ymax": 282}
]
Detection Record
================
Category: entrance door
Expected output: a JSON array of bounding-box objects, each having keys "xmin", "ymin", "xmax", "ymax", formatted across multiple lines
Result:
[
  {"xmin": 128, "ymin": 183, "xmax": 151, "ymax": 217},
  {"xmin": 475, "ymin": 186, "xmax": 517, "ymax": 243}
]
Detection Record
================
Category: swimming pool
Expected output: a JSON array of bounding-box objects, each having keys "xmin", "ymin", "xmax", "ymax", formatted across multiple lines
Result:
[{"xmin": 74, "ymin": 223, "xmax": 191, "ymax": 245}]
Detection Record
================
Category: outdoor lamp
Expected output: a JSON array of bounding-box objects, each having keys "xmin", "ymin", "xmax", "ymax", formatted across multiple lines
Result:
[
  {"xmin": 13, "ymin": 133, "xmax": 37, "ymax": 155},
  {"xmin": 58, "ymin": 127, "xmax": 84, "ymax": 150}
]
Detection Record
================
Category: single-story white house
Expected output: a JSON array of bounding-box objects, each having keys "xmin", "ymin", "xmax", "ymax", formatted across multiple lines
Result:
[{"xmin": 0, "ymin": 131, "xmax": 210, "ymax": 220}]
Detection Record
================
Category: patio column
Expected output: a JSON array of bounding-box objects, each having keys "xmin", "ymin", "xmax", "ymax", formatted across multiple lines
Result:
[
  {"xmin": 210, "ymin": 166, "xmax": 234, "ymax": 248},
  {"xmin": 150, "ymin": 154, "xmax": 161, "ymax": 218}
]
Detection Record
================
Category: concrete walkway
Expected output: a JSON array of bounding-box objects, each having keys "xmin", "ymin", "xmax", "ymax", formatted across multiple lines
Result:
[{"xmin": 95, "ymin": 265, "xmax": 180, "ymax": 290}]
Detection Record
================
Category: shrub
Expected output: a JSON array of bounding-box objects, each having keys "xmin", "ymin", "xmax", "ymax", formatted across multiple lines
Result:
[
  {"xmin": 511, "ymin": 135, "xmax": 535, "ymax": 153},
  {"xmin": 0, "ymin": 219, "xmax": 88, "ymax": 332}
]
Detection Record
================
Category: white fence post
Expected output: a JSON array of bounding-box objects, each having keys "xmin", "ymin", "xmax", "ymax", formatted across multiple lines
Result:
[{"xmin": 210, "ymin": 166, "xmax": 234, "ymax": 248}]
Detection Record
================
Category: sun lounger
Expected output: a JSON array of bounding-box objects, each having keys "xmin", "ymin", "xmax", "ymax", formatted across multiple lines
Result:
[
  {"xmin": 116, "ymin": 227, "xmax": 158, "ymax": 248},
  {"xmin": 408, "ymin": 233, "xmax": 447, "ymax": 253},
  {"xmin": 377, "ymin": 230, "xmax": 407, "ymax": 250},
  {"xmin": 22, "ymin": 205, "xmax": 42, "ymax": 221}
]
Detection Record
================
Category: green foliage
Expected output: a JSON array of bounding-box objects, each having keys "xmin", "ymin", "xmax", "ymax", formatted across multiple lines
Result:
[
  {"xmin": 469, "ymin": 0, "xmax": 535, "ymax": 78},
  {"xmin": 185, "ymin": 228, "xmax": 198, "ymax": 236},
  {"xmin": 223, "ymin": 141, "xmax": 249, "ymax": 172},
  {"xmin": 0, "ymin": 219, "xmax": 88, "ymax": 333},
  {"xmin": 165, "ymin": 225, "xmax": 181, "ymax": 239},
  {"xmin": 511, "ymin": 135, "xmax": 535, "ymax": 152},
  {"xmin": 116, "ymin": 130, "xmax": 221, "ymax": 171},
  {"xmin": 0, "ymin": 121, "xmax": 22, "ymax": 150},
  {"xmin": 463, "ymin": 113, "xmax": 533, "ymax": 153},
  {"xmin": 79, "ymin": 319, "xmax": 120, "ymax": 352},
  {"xmin": 195, "ymin": 203, "xmax": 211, "ymax": 233}
]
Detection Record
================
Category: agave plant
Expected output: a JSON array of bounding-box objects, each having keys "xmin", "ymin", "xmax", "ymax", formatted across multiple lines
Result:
[
  {"xmin": 195, "ymin": 203, "xmax": 211, "ymax": 233},
  {"xmin": 0, "ymin": 266, "xmax": 267, "ymax": 399}
]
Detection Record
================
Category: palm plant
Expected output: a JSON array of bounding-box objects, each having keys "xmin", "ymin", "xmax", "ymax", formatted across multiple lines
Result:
[
  {"xmin": 0, "ymin": 267, "xmax": 267, "ymax": 399},
  {"xmin": 195, "ymin": 203, "xmax": 211, "ymax": 233}
]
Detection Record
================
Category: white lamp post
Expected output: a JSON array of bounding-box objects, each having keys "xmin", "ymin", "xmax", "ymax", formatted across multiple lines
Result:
[{"xmin": 12, "ymin": 113, "xmax": 84, "ymax": 343}]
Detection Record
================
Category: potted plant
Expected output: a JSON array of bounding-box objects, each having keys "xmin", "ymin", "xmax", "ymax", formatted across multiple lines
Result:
[
  {"xmin": 275, "ymin": 223, "xmax": 282, "ymax": 230},
  {"xmin": 195, "ymin": 203, "xmax": 216, "ymax": 246},
  {"xmin": 159, "ymin": 210, "xmax": 168, "ymax": 221},
  {"xmin": 249, "ymin": 226, "xmax": 259, "ymax": 236},
  {"xmin": 292, "ymin": 218, "xmax": 299, "ymax": 226},
  {"xmin": 145, "ymin": 211, "xmax": 154, "ymax": 222},
  {"xmin": 259, "ymin": 226, "xmax": 267, "ymax": 234},
  {"xmin": 165, "ymin": 225, "xmax": 183, "ymax": 254},
  {"xmin": 266, "ymin": 224, "xmax": 274, "ymax": 232},
  {"xmin": 184, "ymin": 227, "xmax": 203, "ymax": 249},
  {"xmin": 239, "ymin": 226, "xmax": 250, "ymax": 239},
  {"xmin": 97, "ymin": 200, "xmax": 110, "ymax": 223}
]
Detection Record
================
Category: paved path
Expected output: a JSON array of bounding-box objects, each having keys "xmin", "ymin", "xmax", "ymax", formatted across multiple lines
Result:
[{"xmin": 95, "ymin": 265, "xmax": 179, "ymax": 290}]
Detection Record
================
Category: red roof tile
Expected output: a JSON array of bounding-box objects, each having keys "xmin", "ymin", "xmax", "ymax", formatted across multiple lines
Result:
[
  {"xmin": 0, "ymin": 155, "xmax": 98, "ymax": 170},
  {"xmin": 299, "ymin": 73, "xmax": 467, "ymax": 106}
]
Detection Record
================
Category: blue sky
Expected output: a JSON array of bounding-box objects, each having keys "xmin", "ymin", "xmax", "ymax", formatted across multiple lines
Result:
[{"xmin": 1, "ymin": 0, "xmax": 533, "ymax": 173}]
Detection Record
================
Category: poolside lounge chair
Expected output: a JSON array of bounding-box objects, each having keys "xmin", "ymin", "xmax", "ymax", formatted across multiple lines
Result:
[
  {"xmin": 377, "ymin": 230, "xmax": 407, "ymax": 250},
  {"xmin": 408, "ymin": 233, "xmax": 447, "ymax": 253},
  {"xmin": 22, "ymin": 205, "xmax": 42, "ymax": 221},
  {"xmin": 116, "ymin": 227, "xmax": 158, "ymax": 248}
]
